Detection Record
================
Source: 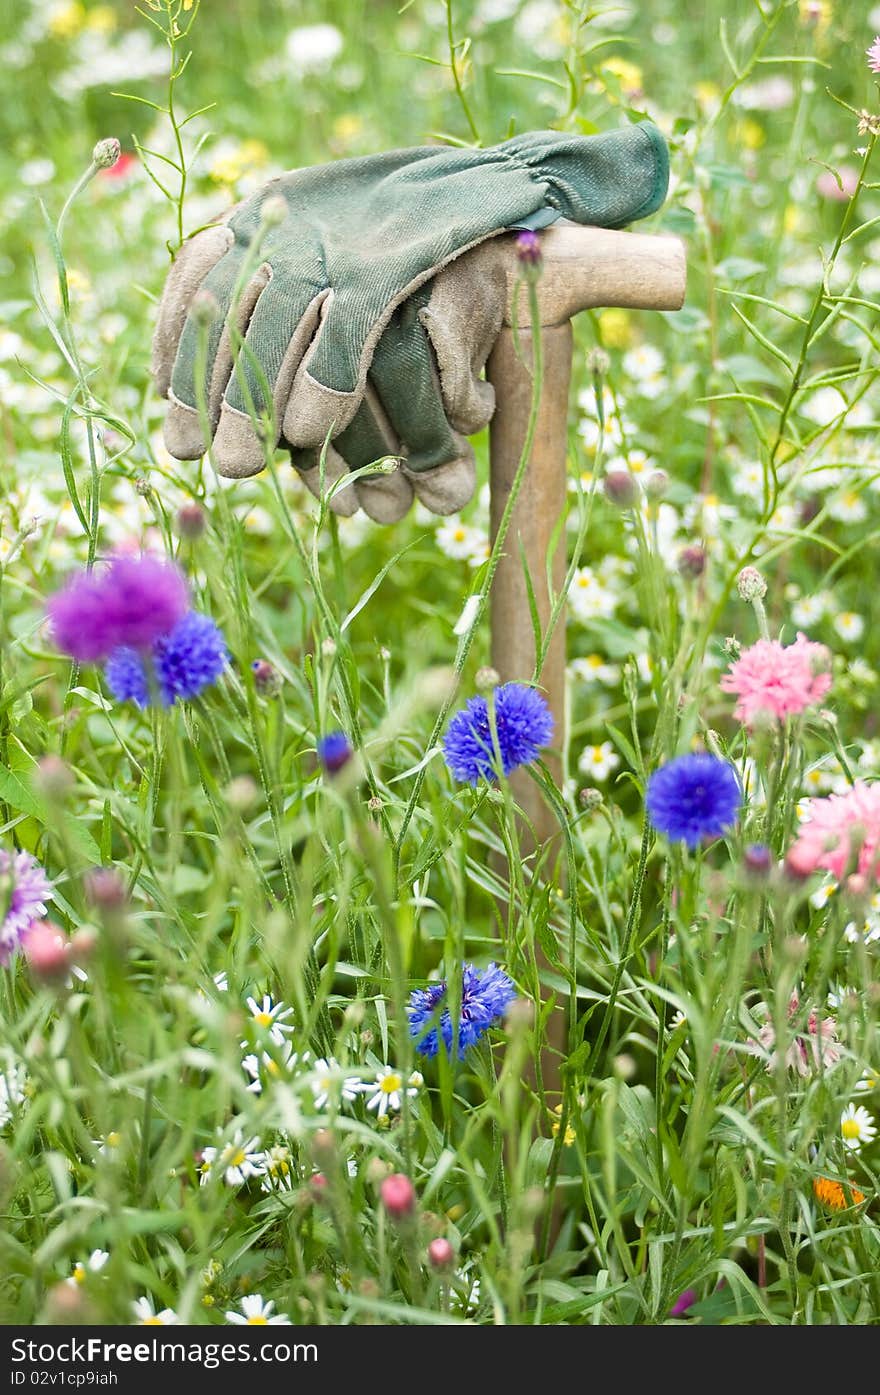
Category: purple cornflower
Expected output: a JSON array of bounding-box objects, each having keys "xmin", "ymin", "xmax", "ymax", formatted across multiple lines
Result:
[
  {"xmin": 0, "ymin": 849, "xmax": 53, "ymax": 964},
  {"xmin": 646, "ymin": 753, "xmax": 740, "ymax": 850},
  {"xmin": 317, "ymin": 731, "xmax": 352, "ymax": 774},
  {"xmin": 105, "ymin": 613, "xmax": 228, "ymax": 708},
  {"xmin": 868, "ymin": 35, "xmax": 880, "ymax": 74},
  {"xmin": 407, "ymin": 962, "xmax": 517, "ymax": 1059},
  {"xmin": 47, "ymin": 555, "xmax": 189, "ymax": 663},
  {"xmin": 443, "ymin": 683, "xmax": 553, "ymax": 785}
]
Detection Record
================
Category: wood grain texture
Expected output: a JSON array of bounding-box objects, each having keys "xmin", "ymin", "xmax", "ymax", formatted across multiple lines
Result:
[{"xmin": 502, "ymin": 223, "xmax": 686, "ymax": 328}]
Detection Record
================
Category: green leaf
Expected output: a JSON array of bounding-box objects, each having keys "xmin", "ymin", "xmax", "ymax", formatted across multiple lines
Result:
[{"xmin": 0, "ymin": 765, "xmax": 101, "ymax": 865}]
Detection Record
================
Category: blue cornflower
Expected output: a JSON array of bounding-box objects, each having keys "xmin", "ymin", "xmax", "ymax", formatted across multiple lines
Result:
[
  {"xmin": 317, "ymin": 730, "xmax": 352, "ymax": 773},
  {"xmin": 407, "ymin": 962, "xmax": 517, "ymax": 1059},
  {"xmin": 443, "ymin": 683, "xmax": 554, "ymax": 784},
  {"xmin": 155, "ymin": 612, "xmax": 228, "ymax": 702},
  {"xmin": 105, "ymin": 647, "xmax": 151, "ymax": 708},
  {"xmin": 105, "ymin": 612, "xmax": 228, "ymax": 708},
  {"xmin": 646, "ymin": 753, "xmax": 740, "ymax": 850}
]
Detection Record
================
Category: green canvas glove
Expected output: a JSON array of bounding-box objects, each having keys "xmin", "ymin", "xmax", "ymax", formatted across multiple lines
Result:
[{"xmin": 152, "ymin": 124, "xmax": 668, "ymax": 521}]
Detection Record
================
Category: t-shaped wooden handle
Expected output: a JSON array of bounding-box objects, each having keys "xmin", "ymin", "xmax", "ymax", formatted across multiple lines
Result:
[
  {"xmin": 501, "ymin": 222, "xmax": 687, "ymax": 328},
  {"xmin": 488, "ymin": 225, "xmax": 685, "ymax": 843}
]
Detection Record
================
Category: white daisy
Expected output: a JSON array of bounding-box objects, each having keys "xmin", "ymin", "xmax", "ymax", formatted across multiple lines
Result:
[
  {"xmin": 363, "ymin": 1067, "xmax": 422, "ymax": 1118},
  {"xmin": 622, "ymin": 343, "xmax": 666, "ymax": 396},
  {"xmin": 436, "ymin": 521, "xmax": 486, "ymax": 563},
  {"xmin": 94, "ymin": 1131, "xmax": 123, "ymax": 1158},
  {"xmin": 810, "ymin": 878, "xmax": 836, "ymax": 911},
  {"xmin": 834, "ymin": 612, "xmax": 865, "ymax": 643},
  {"xmin": 567, "ymin": 566, "xmax": 617, "ymax": 622},
  {"xmin": 569, "ymin": 654, "xmax": 621, "ymax": 687},
  {"xmin": 766, "ymin": 502, "xmax": 800, "ymax": 534},
  {"xmin": 802, "ymin": 764, "xmax": 837, "ymax": 796},
  {"xmin": 844, "ymin": 912, "xmax": 880, "ymax": 945},
  {"xmin": 791, "ymin": 590, "xmax": 833, "ymax": 629},
  {"xmin": 730, "ymin": 459, "xmax": 765, "ymax": 499},
  {"xmin": 245, "ymin": 994, "xmax": 294, "ymax": 1043},
  {"xmin": 828, "ymin": 490, "xmax": 868, "ymax": 524},
  {"xmin": 682, "ymin": 492, "xmax": 738, "ymax": 539},
  {"xmin": 258, "ymin": 1145, "xmax": 296, "ymax": 1193},
  {"xmin": 577, "ymin": 742, "xmax": 620, "ymax": 781},
  {"xmin": 855, "ymin": 1068, "xmax": 880, "ymax": 1095},
  {"xmin": 131, "ymin": 1296, "xmax": 179, "ymax": 1325},
  {"xmin": 241, "ymin": 1040, "xmax": 298, "ymax": 1095},
  {"xmin": 67, "ymin": 1250, "xmax": 109, "ymax": 1286},
  {"xmin": 225, "ymin": 1294, "xmax": 292, "ymax": 1325},
  {"xmin": 840, "ymin": 1102, "xmax": 877, "ymax": 1151},
  {"xmin": 308, "ymin": 1058, "xmax": 364, "ymax": 1110},
  {"xmin": 199, "ymin": 1131, "xmax": 266, "ymax": 1187},
  {"xmin": 859, "ymin": 740, "xmax": 880, "ymax": 772}
]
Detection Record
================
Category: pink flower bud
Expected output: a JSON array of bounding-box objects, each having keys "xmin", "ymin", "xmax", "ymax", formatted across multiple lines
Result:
[
  {"xmin": 427, "ymin": 1237, "xmax": 455, "ymax": 1271},
  {"xmin": 84, "ymin": 867, "xmax": 127, "ymax": 910},
  {"xmin": 784, "ymin": 841, "xmax": 816, "ymax": 881},
  {"xmin": 309, "ymin": 1172, "xmax": 329, "ymax": 1202},
  {"xmin": 24, "ymin": 921, "xmax": 71, "ymax": 985},
  {"xmin": 34, "ymin": 755, "xmax": 73, "ymax": 799},
  {"xmin": 380, "ymin": 1172, "xmax": 416, "ymax": 1219},
  {"xmin": 603, "ymin": 470, "xmax": 639, "ymax": 509},
  {"xmin": 176, "ymin": 503, "xmax": 207, "ymax": 539}
]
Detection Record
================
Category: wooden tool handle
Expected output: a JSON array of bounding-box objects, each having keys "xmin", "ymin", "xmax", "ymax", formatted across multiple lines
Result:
[{"xmin": 502, "ymin": 223, "xmax": 686, "ymax": 328}]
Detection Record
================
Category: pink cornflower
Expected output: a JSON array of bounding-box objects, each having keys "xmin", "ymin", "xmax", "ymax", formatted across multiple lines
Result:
[
  {"xmin": 867, "ymin": 35, "xmax": 880, "ymax": 74},
  {"xmin": 720, "ymin": 633, "xmax": 831, "ymax": 725},
  {"xmin": 787, "ymin": 780, "xmax": 880, "ymax": 883},
  {"xmin": 747, "ymin": 991, "xmax": 842, "ymax": 1077}
]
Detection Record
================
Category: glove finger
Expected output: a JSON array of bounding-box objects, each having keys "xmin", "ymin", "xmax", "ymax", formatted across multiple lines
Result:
[
  {"xmin": 404, "ymin": 440, "xmax": 477, "ymax": 517},
  {"xmin": 366, "ymin": 292, "xmax": 478, "ymax": 516},
  {"xmin": 418, "ymin": 241, "xmax": 506, "ymax": 435},
  {"xmin": 151, "ymin": 224, "xmax": 234, "ymax": 398},
  {"xmin": 213, "ymin": 283, "xmax": 330, "ymax": 478},
  {"xmin": 503, "ymin": 123, "xmax": 669, "ymax": 229},
  {"xmin": 164, "ymin": 241, "xmax": 252, "ymax": 460},
  {"xmin": 336, "ymin": 386, "xmax": 414, "ymax": 525},
  {"xmin": 290, "ymin": 442, "xmax": 360, "ymax": 518},
  {"xmin": 165, "ymin": 262, "xmax": 270, "ymax": 463},
  {"xmin": 281, "ymin": 286, "xmax": 367, "ymax": 449},
  {"xmin": 291, "ymin": 386, "xmax": 414, "ymax": 524}
]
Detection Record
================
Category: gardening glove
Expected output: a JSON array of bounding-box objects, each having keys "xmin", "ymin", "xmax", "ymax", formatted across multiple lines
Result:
[{"xmin": 152, "ymin": 124, "xmax": 668, "ymax": 522}]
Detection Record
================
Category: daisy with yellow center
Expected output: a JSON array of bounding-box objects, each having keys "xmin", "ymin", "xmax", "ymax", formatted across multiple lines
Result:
[
  {"xmin": 199, "ymin": 1130, "xmax": 266, "ymax": 1187},
  {"xmin": 132, "ymin": 1297, "xmax": 179, "ymax": 1325},
  {"xmin": 225, "ymin": 1295, "xmax": 291, "ymax": 1326},
  {"xmin": 577, "ymin": 741, "xmax": 620, "ymax": 782},
  {"xmin": 66, "ymin": 1250, "xmax": 109, "ymax": 1287},
  {"xmin": 841, "ymin": 1102, "xmax": 877, "ymax": 1152},
  {"xmin": 363, "ymin": 1066, "xmax": 422, "ymax": 1118},
  {"xmin": 245, "ymin": 994, "xmax": 294, "ymax": 1043}
]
